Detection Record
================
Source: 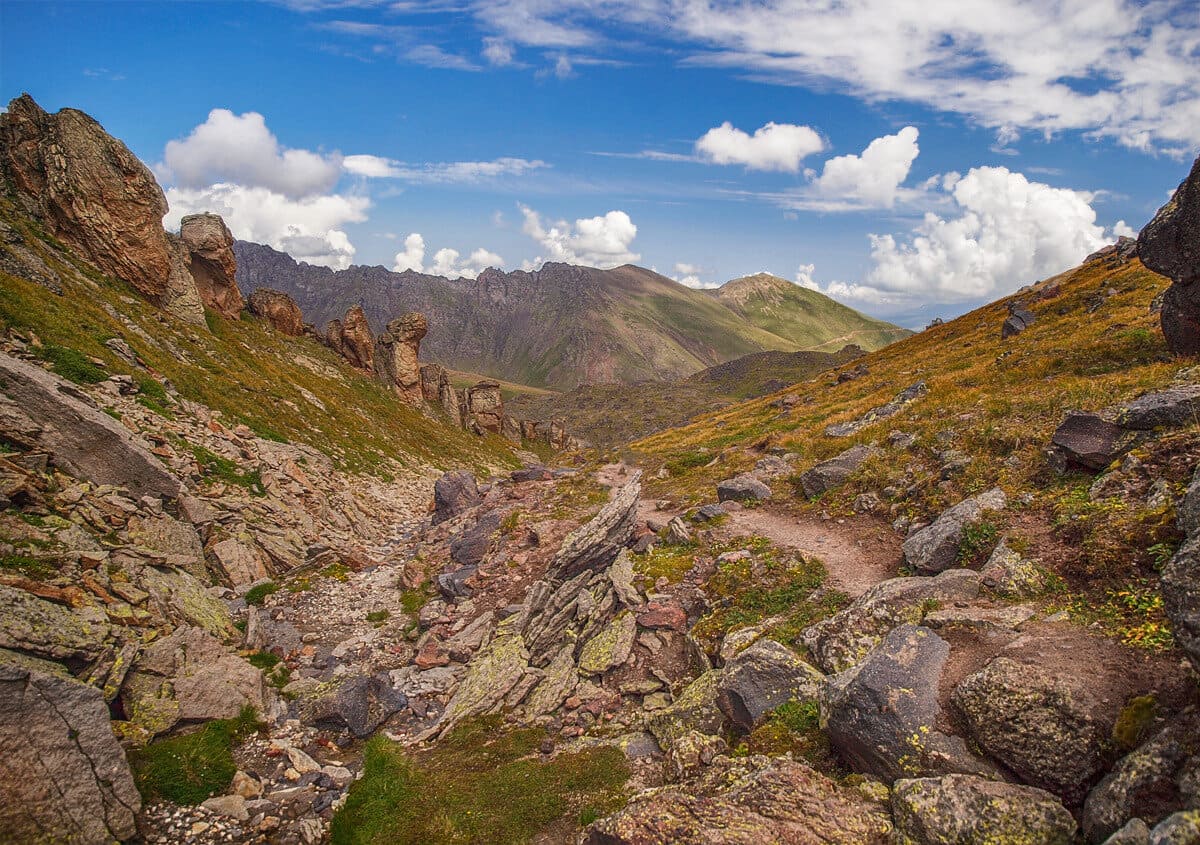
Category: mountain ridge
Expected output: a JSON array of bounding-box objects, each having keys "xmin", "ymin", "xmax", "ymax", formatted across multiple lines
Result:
[{"xmin": 233, "ymin": 241, "xmax": 908, "ymax": 390}]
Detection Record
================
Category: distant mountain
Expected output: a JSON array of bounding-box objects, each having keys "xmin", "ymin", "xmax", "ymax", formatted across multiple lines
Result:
[
  {"xmin": 711, "ymin": 273, "xmax": 913, "ymax": 351},
  {"xmin": 234, "ymin": 242, "xmax": 908, "ymax": 390}
]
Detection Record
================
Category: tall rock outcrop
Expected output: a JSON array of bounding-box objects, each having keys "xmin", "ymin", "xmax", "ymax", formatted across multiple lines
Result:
[
  {"xmin": 0, "ymin": 94, "xmax": 204, "ymax": 325},
  {"xmin": 248, "ymin": 287, "xmax": 305, "ymax": 336},
  {"xmin": 1140, "ymin": 154, "xmax": 1200, "ymax": 355},
  {"xmin": 464, "ymin": 381, "xmax": 504, "ymax": 435},
  {"xmin": 179, "ymin": 213, "xmax": 243, "ymax": 320},
  {"xmin": 326, "ymin": 305, "xmax": 375, "ymax": 371},
  {"xmin": 420, "ymin": 363, "xmax": 462, "ymax": 422},
  {"xmin": 375, "ymin": 312, "xmax": 427, "ymax": 404}
]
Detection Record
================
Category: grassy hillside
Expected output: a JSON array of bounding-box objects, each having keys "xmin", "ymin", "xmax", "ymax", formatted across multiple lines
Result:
[
  {"xmin": 0, "ymin": 197, "xmax": 515, "ymax": 477},
  {"xmin": 633, "ymin": 254, "xmax": 1190, "ymax": 624},
  {"xmin": 712, "ymin": 273, "xmax": 912, "ymax": 351}
]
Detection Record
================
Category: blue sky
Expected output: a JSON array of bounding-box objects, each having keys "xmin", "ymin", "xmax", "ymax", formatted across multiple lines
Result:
[{"xmin": 3, "ymin": 0, "xmax": 1198, "ymax": 327}]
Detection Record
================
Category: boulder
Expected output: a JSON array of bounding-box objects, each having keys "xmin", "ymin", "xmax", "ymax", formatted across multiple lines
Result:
[
  {"xmin": 1138, "ymin": 153, "xmax": 1200, "ymax": 355},
  {"xmin": 1114, "ymin": 384, "xmax": 1200, "ymax": 430},
  {"xmin": 797, "ymin": 445, "xmax": 881, "ymax": 498},
  {"xmin": 902, "ymin": 488, "xmax": 1006, "ymax": 574},
  {"xmin": 825, "ymin": 381, "xmax": 927, "ymax": 437},
  {"xmin": 0, "ymin": 650, "xmax": 140, "ymax": 844},
  {"xmin": 464, "ymin": 380, "xmax": 504, "ymax": 434},
  {"xmin": 716, "ymin": 474, "xmax": 771, "ymax": 503},
  {"xmin": 121, "ymin": 626, "xmax": 265, "ymax": 736},
  {"xmin": 1178, "ymin": 465, "xmax": 1200, "ymax": 536},
  {"xmin": 1148, "ymin": 811, "xmax": 1200, "ymax": 844},
  {"xmin": 1105, "ymin": 819, "xmax": 1152, "ymax": 845},
  {"xmin": 300, "ymin": 672, "xmax": 407, "ymax": 737},
  {"xmin": 0, "ymin": 351, "xmax": 184, "ymax": 500},
  {"xmin": 584, "ymin": 756, "xmax": 893, "ymax": 845},
  {"xmin": 1084, "ymin": 707, "xmax": 1200, "ymax": 842},
  {"xmin": 646, "ymin": 669, "xmax": 725, "ymax": 751},
  {"xmin": 432, "ymin": 470, "xmax": 480, "ymax": 525},
  {"xmin": 539, "ymin": 475, "xmax": 639, "ymax": 581},
  {"xmin": 209, "ymin": 537, "xmax": 270, "ymax": 587},
  {"xmin": 0, "ymin": 94, "xmax": 203, "ymax": 323},
  {"xmin": 179, "ymin": 213, "xmax": 243, "ymax": 320},
  {"xmin": 1161, "ymin": 535, "xmax": 1200, "ymax": 674},
  {"xmin": 953, "ymin": 656, "xmax": 1110, "ymax": 804},
  {"xmin": 893, "ymin": 774, "xmax": 1076, "ymax": 845},
  {"xmin": 801, "ymin": 569, "xmax": 981, "ymax": 674},
  {"xmin": 247, "ymin": 288, "xmax": 304, "ymax": 336},
  {"xmin": 716, "ymin": 639, "xmax": 823, "ymax": 733},
  {"xmin": 421, "ymin": 363, "xmax": 462, "ymax": 422},
  {"xmin": 325, "ymin": 305, "xmax": 375, "ymax": 371},
  {"xmin": 1002, "ymin": 303, "xmax": 1037, "ymax": 339},
  {"xmin": 0, "ymin": 584, "xmax": 109, "ymax": 665},
  {"xmin": 1050, "ymin": 411, "xmax": 1140, "ymax": 472},
  {"xmin": 375, "ymin": 313, "xmax": 427, "ymax": 404},
  {"xmin": 980, "ymin": 538, "xmax": 1047, "ymax": 598},
  {"xmin": 820, "ymin": 624, "xmax": 993, "ymax": 781},
  {"xmin": 449, "ymin": 512, "xmax": 500, "ymax": 568},
  {"xmin": 578, "ymin": 612, "xmax": 636, "ymax": 675}
]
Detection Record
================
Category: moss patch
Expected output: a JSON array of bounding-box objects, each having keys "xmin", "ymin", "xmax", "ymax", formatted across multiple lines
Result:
[
  {"xmin": 330, "ymin": 716, "xmax": 629, "ymax": 844},
  {"xmin": 129, "ymin": 706, "xmax": 263, "ymax": 805}
]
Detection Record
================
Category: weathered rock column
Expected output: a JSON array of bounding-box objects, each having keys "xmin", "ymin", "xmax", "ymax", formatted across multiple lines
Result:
[
  {"xmin": 247, "ymin": 288, "xmax": 305, "ymax": 336},
  {"xmin": 376, "ymin": 312, "xmax": 427, "ymax": 404},
  {"xmin": 420, "ymin": 363, "xmax": 462, "ymax": 423},
  {"xmin": 326, "ymin": 305, "xmax": 375, "ymax": 371},
  {"xmin": 464, "ymin": 380, "xmax": 504, "ymax": 434},
  {"xmin": 179, "ymin": 213, "xmax": 243, "ymax": 320},
  {"xmin": 1139, "ymin": 154, "xmax": 1200, "ymax": 355}
]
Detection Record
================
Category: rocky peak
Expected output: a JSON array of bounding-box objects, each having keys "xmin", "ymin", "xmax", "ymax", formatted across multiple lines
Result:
[
  {"xmin": 247, "ymin": 287, "xmax": 305, "ymax": 336},
  {"xmin": 0, "ymin": 94, "xmax": 205, "ymax": 325},
  {"xmin": 375, "ymin": 312, "xmax": 427, "ymax": 404},
  {"xmin": 1139, "ymin": 152, "xmax": 1200, "ymax": 355},
  {"xmin": 325, "ymin": 305, "xmax": 375, "ymax": 371},
  {"xmin": 179, "ymin": 213, "xmax": 243, "ymax": 320}
]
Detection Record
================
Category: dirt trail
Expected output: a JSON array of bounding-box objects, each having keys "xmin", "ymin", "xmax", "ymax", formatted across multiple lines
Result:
[{"xmin": 598, "ymin": 462, "xmax": 901, "ymax": 598}]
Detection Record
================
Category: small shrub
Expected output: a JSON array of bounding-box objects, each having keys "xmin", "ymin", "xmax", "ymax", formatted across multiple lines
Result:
[
  {"xmin": 190, "ymin": 445, "xmax": 266, "ymax": 496},
  {"xmin": 1113, "ymin": 695, "xmax": 1158, "ymax": 751},
  {"xmin": 957, "ymin": 520, "xmax": 999, "ymax": 566},
  {"xmin": 366, "ymin": 609, "xmax": 390, "ymax": 626},
  {"xmin": 244, "ymin": 581, "xmax": 279, "ymax": 606}
]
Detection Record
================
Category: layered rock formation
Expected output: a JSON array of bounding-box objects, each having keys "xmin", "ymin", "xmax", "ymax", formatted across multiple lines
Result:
[
  {"xmin": 247, "ymin": 287, "xmax": 305, "ymax": 336},
  {"xmin": 375, "ymin": 312, "xmax": 427, "ymax": 405},
  {"xmin": 179, "ymin": 213, "xmax": 243, "ymax": 320},
  {"xmin": 325, "ymin": 305, "xmax": 374, "ymax": 371},
  {"xmin": 1140, "ymin": 153, "xmax": 1200, "ymax": 355},
  {"xmin": 0, "ymin": 94, "xmax": 204, "ymax": 325}
]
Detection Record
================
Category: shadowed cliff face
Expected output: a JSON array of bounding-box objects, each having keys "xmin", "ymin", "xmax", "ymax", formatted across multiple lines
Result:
[{"xmin": 233, "ymin": 241, "xmax": 906, "ymax": 390}]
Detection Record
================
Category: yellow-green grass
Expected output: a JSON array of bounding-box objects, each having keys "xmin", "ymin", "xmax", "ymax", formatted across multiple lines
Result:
[{"xmin": 0, "ymin": 198, "xmax": 516, "ymax": 478}]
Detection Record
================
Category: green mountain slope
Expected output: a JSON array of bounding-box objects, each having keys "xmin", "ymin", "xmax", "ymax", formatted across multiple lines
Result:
[{"xmin": 711, "ymin": 273, "xmax": 913, "ymax": 351}]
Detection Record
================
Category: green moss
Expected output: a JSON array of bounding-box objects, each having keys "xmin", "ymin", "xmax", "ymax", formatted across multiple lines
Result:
[
  {"xmin": 130, "ymin": 706, "xmax": 263, "ymax": 805},
  {"xmin": 189, "ymin": 445, "xmax": 266, "ymax": 496},
  {"xmin": 1113, "ymin": 695, "xmax": 1158, "ymax": 751},
  {"xmin": 34, "ymin": 343, "xmax": 107, "ymax": 384},
  {"xmin": 331, "ymin": 717, "xmax": 629, "ymax": 844},
  {"xmin": 244, "ymin": 581, "xmax": 279, "ymax": 606},
  {"xmin": 246, "ymin": 651, "xmax": 291, "ymax": 689},
  {"xmin": 366, "ymin": 609, "xmax": 390, "ymax": 626},
  {"xmin": 400, "ymin": 582, "xmax": 434, "ymax": 617},
  {"xmin": 0, "ymin": 552, "xmax": 55, "ymax": 579},
  {"xmin": 741, "ymin": 699, "xmax": 841, "ymax": 774}
]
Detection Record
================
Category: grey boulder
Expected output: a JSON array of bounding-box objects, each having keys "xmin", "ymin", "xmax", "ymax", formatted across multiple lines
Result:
[
  {"xmin": 893, "ymin": 774, "xmax": 1076, "ymax": 845},
  {"xmin": 432, "ymin": 470, "xmax": 480, "ymax": 525},
  {"xmin": 715, "ymin": 639, "xmax": 823, "ymax": 733},
  {"xmin": 300, "ymin": 672, "xmax": 407, "ymax": 737},
  {"xmin": 796, "ymin": 445, "xmax": 881, "ymax": 498},
  {"xmin": 902, "ymin": 488, "xmax": 1006, "ymax": 574},
  {"xmin": 716, "ymin": 474, "xmax": 771, "ymax": 503},
  {"xmin": 1162, "ymin": 535, "xmax": 1200, "ymax": 674}
]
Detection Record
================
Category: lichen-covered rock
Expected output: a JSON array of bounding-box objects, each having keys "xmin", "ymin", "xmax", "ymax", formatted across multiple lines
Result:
[
  {"xmin": 664, "ymin": 730, "xmax": 728, "ymax": 781},
  {"xmin": 179, "ymin": 212, "xmax": 243, "ymax": 320},
  {"xmin": 980, "ymin": 538, "xmax": 1047, "ymax": 598},
  {"xmin": 825, "ymin": 381, "xmax": 927, "ymax": 437},
  {"xmin": 1114, "ymin": 384, "xmax": 1200, "ymax": 430},
  {"xmin": 585, "ymin": 756, "xmax": 893, "ymax": 844},
  {"xmin": 646, "ymin": 669, "xmax": 725, "ymax": 751},
  {"xmin": 716, "ymin": 639, "xmax": 823, "ymax": 733},
  {"xmin": 209, "ymin": 536, "xmax": 270, "ymax": 586},
  {"xmin": 953, "ymin": 656, "xmax": 1110, "ymax": 804},
  {"xmin": 1104, "ymin": 819, "xmax": 1152, "ymax": 845},
  {"xmin": 1084, "ymin": 707, "xmax": 1200, "ymax": 842},
  {"xmin": 1149, "ymin": 810, "xmax": 1200, "ymax": 844},
  {"xmin": 300, "ymin": 672, "xmax": 408, "ymax": 738},
  {"xmin": 0, "ymin": 584, "xmax": 110, "ymax": 664},
  {"xmin": 464, "ymin": 380, "xmax": 504, "ymax": 434},
  {"xmin": 431, "ymin": 470, "xmax": 480, "ymax": 525},
  {"xmin": 433, "ymin": 615, "xmax": 528, "ymax": 736},
  {"xmin": 376, "ymin": 312, "xmax": 428, "ymax": 404},
  {"xmin": 1162, "ymin": 535, "xmax": 1200, "ymax": 674},
  {"xmin": 578, "ymin": 611, "xmax": 636, "ymax": 675},
  {"xmin": 247, "ymin": 287, "xmax": 305, "ymax": 336},
  {"xmin": 797, "ymin": 445, "xmax": 882, "ymax": 498},
  {"xmin": 821, "ymin": 624, "xmax": 994, "ymax": 781},
  {"xmin": 0, "ymin": 649, "xmax": 140, "ymax": 844},
  {"xmin": 1138, "ymin": 153, "xmax": 1200, "ymax": 355},
  {"xmin": 716, "ymin": 474, "xmax": 771, "ymax": 503},
  {"xmin": 893, "ymin": 774, "xmax": 1076, "ymax": 845},
  {"xmin": 801, "ymin": 569, "xmax": 980, "ymax": 674},
  {"xmin": 0, "ymin": 351, "xmax": 184, "ymax": 501},
  {"xmin": 902, "ymin": 488, "xmax": 1006, "ymax": 574},
  {"xmin": 0, "ymin": 94, "xmax": 204, "ymax": 323}
]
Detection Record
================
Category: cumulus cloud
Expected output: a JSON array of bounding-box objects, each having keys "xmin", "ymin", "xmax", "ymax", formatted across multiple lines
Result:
[
  {"xmin": 164, "ymin": 183, "xmax": 367, "ymax": 270},
  {"xmin": 695, "ymin": 121, "xmax": 824, "ymax": 172},
  {"xmin": 158, "ymin": 109, "xmax": 343, "ymax": 198},
  {"xmin": 814, "ymin": 126, "xmax": 920, "ymax": 208},
  {"xmin": 392, "ymin": 234, "xmax": 503, "ymax": 278},
  {"xmin": 482, "ymin": 37, "xmax": 515, "ymax": 65},
  {"xmin": 861, "ymin": 166, "xmax": 1115, "ymax": 304},
  {"xmin": 795, "ymin": 263, "xmax": 819, "ymax": 290},
  {"xmin": 519, "ymin": 205, "xmax": 640, "ymax": 268},
  {"xmin": 672, "ymin": 261, "xmax": 708, "ymax": 288}
]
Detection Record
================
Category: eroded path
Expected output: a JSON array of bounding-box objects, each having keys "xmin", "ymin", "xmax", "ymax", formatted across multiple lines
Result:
[{"xmin": 599, "ymin": 462, "xmax": 902, "ymax": 598}]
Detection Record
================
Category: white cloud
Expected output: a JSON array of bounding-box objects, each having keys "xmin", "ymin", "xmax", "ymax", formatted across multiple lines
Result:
[
  {"xmin": 554, "ymin": 55, "xmax": 574, "ymax": 78},
  {"xmin": 482, "ymin": 37, "xmax": 515, "ymax": 65},
  {"xmin": 862, "ymin": 166, "xmax": 1116, "ymax": 303},
  {"xmin": 795, "ymin": 263, "xmax": 819, "ymax": 290},
  {"xmin": 165, "ymin": 183, "xmax": 367, "ymax": 270},
  {"xmin": 814, "ymin": 126, "xmax": 919, "ymax": 208},
  {"xmin": 158, "ymin": 109, "xmax": 343, "ymax": 198},
  {"xmin": 344, "ymin": 155, "xmax": 548, "ymax": 183},
  {"xmin": 519, "ymin": 204, "xmax": 640, "ymax": 268},
  {"xmin": 393, "ymin": 233, "xmax": 426, "ymax": 272},
  {"xmin": 1113, "ymin": 219, "xmax": 1138, "ymax": 238},
  {"xmin": 393, "ymin": 234, "xmax": 502, "ymax": 278},
  {"xmin": 405, "ymin": 44, "xmax": 479, "ymax": 70},
  {"xmin": 695, "ymin": 121, "xmax": 824, "ymax": 172},
  {"xmin": 343, "ymin": 154, "xmax": 402, "ymax": 178},
  {"xmin": 672, "ymin": 262, "xmax": 707, "ymax": 288}
]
